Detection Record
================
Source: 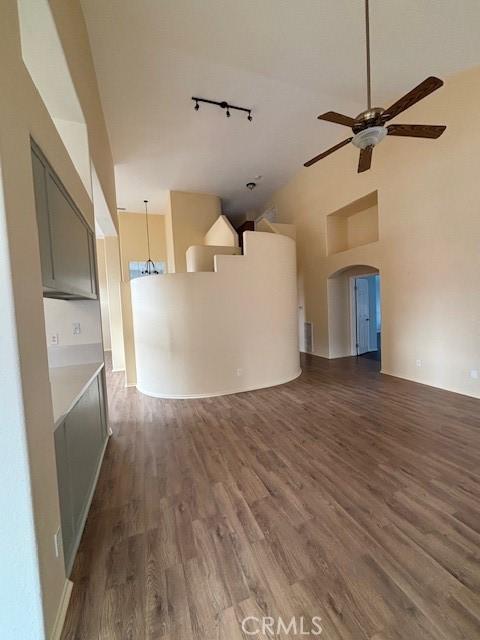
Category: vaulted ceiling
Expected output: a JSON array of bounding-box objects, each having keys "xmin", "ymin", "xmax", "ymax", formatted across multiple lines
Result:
[{"xmin": 81, "ymin": 0, "xmax": 480, "ymax": 218}]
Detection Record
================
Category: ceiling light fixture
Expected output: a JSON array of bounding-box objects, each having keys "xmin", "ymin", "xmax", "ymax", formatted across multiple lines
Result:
[
  {"xmin": 303, "ymin": 0, "xmax": 446, "ymax": 173},
  {"xmin": 141, "ymin": 200, "xmax": 159, "ymax": 276},
  {"xmin": 246, "ymin": 182, "xmax": 256, "ymax": 191},
  {"xmin": 192, "ymin": 96, "xmax": 253, "ymax": 121}
]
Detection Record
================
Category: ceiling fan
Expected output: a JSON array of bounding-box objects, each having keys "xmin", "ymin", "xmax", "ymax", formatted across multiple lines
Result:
[{"xmin": 304, "ymin": 0, "xmax": 446, "ymax": 173}]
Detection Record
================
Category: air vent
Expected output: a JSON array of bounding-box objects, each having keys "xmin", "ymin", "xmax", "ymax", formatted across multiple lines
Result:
[{"xmin": 304, "ymin": 321, "xmax": 313, "ymax": 353}]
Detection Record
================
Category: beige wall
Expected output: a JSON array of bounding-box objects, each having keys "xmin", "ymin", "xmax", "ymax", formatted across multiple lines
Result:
[
  {"xmin": 120, "ymin": 281, "xmax": 137, "ymax": 386},
  {"xmin": 169, "ymin": 190, "xmax": 221, "ymax": 272},
  {"xmin": 43, "ymin": 298, "xmax": 103, "ymax": 347},
  {"xmin": 104, "ymin": 236, "xmax": 125, "ymax": 372},
  {"xmin": 266, "ymin": 65, "xmax": 480, "ymax": 398},
  {"xmin": 256, "ymin": 219, "xmax": 297, "ymax": 240},
  {"xmin": 186, "ymin": 245, "xmax": 241, "ymax": 272},
  {"xmin": 116, "ymin": 212, "xmax": 168, "ymax": 385},
  {"xmin": 48, "ymin": 0, "xmax": 117, "ymax": 229},
  {"xmin": 131, "ymin": 232, "xmax": 300, "ymax": 397},
  {"xmin": 0, "ymin": 2, "xmax": 117, "ymax": 635},
  {"xmin": 204, "ymin": 214, "xmax": 238, "ymax": 247},
  {"xmin": 327, "ymin": 265, "xmax": 378, "ymax": 358},
  {"xmin": 96, "ymin": 238, "xmax": 111, "ymax": 350},
  {"xmin": 118, "ymin": 212, "xmax": 167, "ymax": 279}
]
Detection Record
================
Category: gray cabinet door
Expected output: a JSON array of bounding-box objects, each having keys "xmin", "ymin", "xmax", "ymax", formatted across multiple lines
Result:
[
  {"xmin": 47, "ymin": 172, "xmax": 93, "ymax": 298},
  {"xmin": 31, "ymin": 148, "xmax": 55, "ymax": 288},
  {"xmin": 55, "ymin": 373, "xmax": 107, "ymax": 573},
  {"xmin": 65, "ymin": 376, "xmax": 105, "ymax": 533},
  {"xmin": 30, "ymin": 140, "xmax": 98, "ymax": 299}
]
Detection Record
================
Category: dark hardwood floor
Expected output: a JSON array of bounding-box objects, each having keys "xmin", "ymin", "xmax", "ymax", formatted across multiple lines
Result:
[{"xmin": 61, "ymin": 354, "xmax": 480, "ymax": 639}]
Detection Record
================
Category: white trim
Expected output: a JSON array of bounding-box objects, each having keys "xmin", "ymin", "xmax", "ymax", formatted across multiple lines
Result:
[
  {"xmin": 349, "ymin": 276, "xmax": 357, "ymax": 356},
  {"xmin": 111, "ymin": 367, "xmax": 125, "ymax": 373},
  {"xmin": 136, "ymin": 369, "xmax": 302, "ymax": 399},
  {"xmin": 50, "ymin": 579, "xmax": 73, "ymax": 640}
]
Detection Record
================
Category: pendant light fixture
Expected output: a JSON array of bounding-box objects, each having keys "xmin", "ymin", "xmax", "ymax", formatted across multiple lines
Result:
[{"xmin": 141, "ymin": 199, "xmax": 159, "ymax": 275}]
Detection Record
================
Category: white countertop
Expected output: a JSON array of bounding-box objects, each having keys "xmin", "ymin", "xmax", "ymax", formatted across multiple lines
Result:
[{"xmin": 49, "ymin": 361, "xmax": 104, "ymax": 429}]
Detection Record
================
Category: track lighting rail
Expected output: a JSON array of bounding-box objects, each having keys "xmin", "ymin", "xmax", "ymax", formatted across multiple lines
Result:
[{"xmin": 192, "ymin": 96, "xmax": 253, "ymax": 120}]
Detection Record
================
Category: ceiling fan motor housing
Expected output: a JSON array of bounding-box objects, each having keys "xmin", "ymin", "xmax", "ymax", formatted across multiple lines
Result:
[{"xmin": 352, "ymin": 125, "xmax": 388, "ymax": 150}]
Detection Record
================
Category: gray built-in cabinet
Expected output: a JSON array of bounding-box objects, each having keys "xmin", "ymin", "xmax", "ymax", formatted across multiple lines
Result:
[
  {"xmin": 31, "ymin": 139, "xmax": 107, "ymax": 573},
  {"xmin": 54, "ymin": 371, "xmax": 108, "ymax": 574},
  {"xmin": 31, "ymin": 140, "xmax": 97, "ymax": 299}
]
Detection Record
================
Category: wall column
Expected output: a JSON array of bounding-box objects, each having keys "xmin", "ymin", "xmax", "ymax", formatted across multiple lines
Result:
[{"xmin": 104, "ymin": 236, "xmax": 125, "ymax": 372}]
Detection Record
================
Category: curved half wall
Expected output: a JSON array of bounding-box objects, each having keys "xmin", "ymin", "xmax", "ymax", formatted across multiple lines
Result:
[{"xmin": 130, "ymin": 231, "xmax": 300, "ymax": 398}]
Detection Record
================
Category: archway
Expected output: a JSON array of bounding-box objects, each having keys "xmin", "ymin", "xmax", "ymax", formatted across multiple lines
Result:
[{"xmin": 327, "ymin": 264, "xmax": 381, "ymax": 362}]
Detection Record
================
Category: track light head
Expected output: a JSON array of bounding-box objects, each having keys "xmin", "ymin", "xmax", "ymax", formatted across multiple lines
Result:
[
  {"xmin": 226, "ymin": 109, "xmax": 231, "ymax": 118},
  {"xmin": 194, "ymin": 100, "xmax": 199, "ymax": 111},
  {"xmin": 248, "ymin": 111, "xmax": 253, "ymax": 121}
]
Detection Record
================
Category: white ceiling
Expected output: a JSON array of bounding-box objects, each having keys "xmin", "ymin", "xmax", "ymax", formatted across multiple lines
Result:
[{"xmin": 81, "ymin": 0, "xmax": 480, "ymax": 219}]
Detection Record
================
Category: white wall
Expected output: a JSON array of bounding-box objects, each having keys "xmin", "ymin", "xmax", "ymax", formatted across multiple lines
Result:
[
  {"xmin": 0, "ymin": 147, "xmax": 44, "ymax": 640},
  {"xmin": 96, "ymin": 238, "xmax": 112, "ymax": 350},
  {"xmin": 204, "ymin": 214, "xmax": 238, "ymax": 247},
  {"xmin": 0, "ymin": 1, "xmax": 117, "ymax": 635},
  {"xmin": 186, "ymin": 245, "xmax": 241, "ymax": 272},
  {"xmin": 131, "ymin": 232, "xmax": 300, "ymax": 398},
  {"xmin": 43, "ymin": 299, "xmax": 102, "ymax": 347},
  {"xmin": 42, "ymin": 298, "xmax": 104, "ymax": 367}
]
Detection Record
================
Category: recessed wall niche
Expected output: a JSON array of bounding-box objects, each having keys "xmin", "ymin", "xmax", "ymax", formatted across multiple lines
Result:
[{"xmin": 326, "ymin": 191, "xmax": 379, "ymax": 255}]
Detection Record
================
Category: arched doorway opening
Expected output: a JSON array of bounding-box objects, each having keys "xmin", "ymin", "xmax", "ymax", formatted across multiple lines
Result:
[{"xmin": 327, "ymin": 264, "xmax": 381, "ymax": 364}]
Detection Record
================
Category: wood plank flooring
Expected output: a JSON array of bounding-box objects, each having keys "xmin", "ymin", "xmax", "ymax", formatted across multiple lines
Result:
[{"xmin": 61, "ymin": 354, "xmax": 480, "ymax": 639}]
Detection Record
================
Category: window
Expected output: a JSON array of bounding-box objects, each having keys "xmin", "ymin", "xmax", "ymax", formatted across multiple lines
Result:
[{"xmin": 129, "ymin": 261, "xmax": 167, "ymax": 280}]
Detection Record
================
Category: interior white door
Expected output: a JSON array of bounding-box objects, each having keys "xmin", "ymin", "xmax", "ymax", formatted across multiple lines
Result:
[{"xmin": 355, "ymin": 278, "xmax": 370, "ymax": 355}]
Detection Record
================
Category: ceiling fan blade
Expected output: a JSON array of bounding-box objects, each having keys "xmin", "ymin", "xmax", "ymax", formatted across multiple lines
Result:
[
  {"xmin": 387, "ymin": 124, "xmax": 446, "ymax": 139},
  {"xmin": 382, "ymin": 76, "xmax": 444, "ymax": 121},
  {"xmin": 317, "ymin": 111, "xmax": 356, "ymax": 127},
  {"xmin": 358, "ymin": 146, "xmax": 373, "ymax": 173},
  {"xmin": 304, "ymin": 137, "xmax": 353, "ymax": 167}
]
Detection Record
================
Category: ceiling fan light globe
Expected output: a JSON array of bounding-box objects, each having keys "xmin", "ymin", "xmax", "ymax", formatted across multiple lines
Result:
[{"xmin": 352, "ymin": 126, "xmax": 387, "ymax": 150}]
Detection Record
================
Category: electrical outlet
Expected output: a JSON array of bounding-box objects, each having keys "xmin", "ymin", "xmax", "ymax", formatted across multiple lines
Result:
[
  {"xmin": 72, "ymin": 322, "xmax": 81, "ymax": 335},
  {"xmin": 53, "ymin": 527, "xmax": 62, "ymax": 559},
  {"xmin": 50, "ymin": 333, "xmax": 59, "ymax": 346},
  {"xmin": 470, "ymin": 369, "xmax": 479, "ymax": 379},
  {"xmin": 236, "ymin": 368, "xmax": 243, "ymax": 377},
  {"xmin": 416, "ymin": 359, "xmax": 422, "ymax": 368}
]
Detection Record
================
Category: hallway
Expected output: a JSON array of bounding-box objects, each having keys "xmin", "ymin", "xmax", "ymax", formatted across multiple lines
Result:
[{"xmin": 62, "ymin": 355, "xmax": 480, "ymax": 639}]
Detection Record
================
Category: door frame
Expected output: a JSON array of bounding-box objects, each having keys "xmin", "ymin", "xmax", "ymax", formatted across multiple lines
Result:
[{"xmin": 349, "ymin": 272, "xmax": 379, "ymax": 356}]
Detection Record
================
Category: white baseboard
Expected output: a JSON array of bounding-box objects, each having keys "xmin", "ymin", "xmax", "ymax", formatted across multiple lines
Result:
[
  {"xmin": 136, "ymin": 368, "xmax": 302, "ymax": 399},
  {"xmin": 50, "ymin": 579, "xmax": 73, "ymax": 640}
]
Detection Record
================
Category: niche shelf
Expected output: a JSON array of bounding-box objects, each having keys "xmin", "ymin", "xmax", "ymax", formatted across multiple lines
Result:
[{"xmin": 326, "ymin": 191, "xmax": 378, "ymax": 255}]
